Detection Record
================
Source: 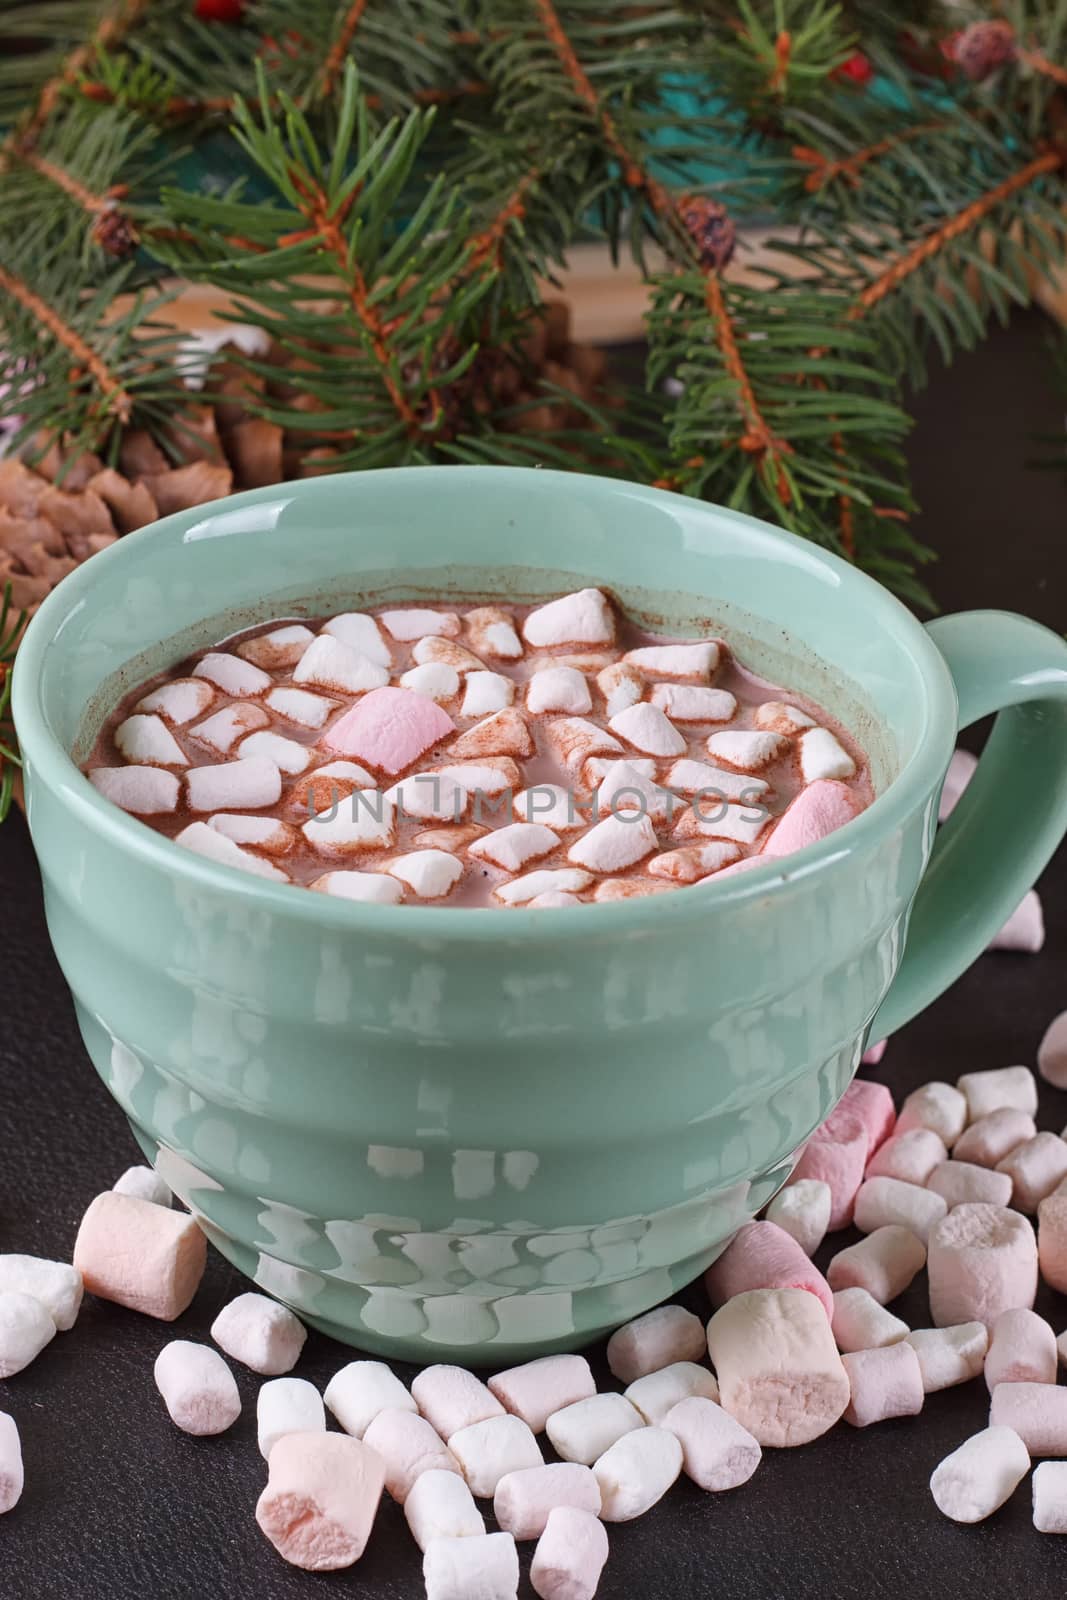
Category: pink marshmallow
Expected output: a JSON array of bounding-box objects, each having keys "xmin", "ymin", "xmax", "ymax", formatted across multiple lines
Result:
[
  {"xmin": 862, "ymin": 1039, "xmax": 888, "ymax": 1067},
  {"xmin": 255, "ymin": 1431, "xmax": 386, "ymax": 1570},
  {"xmin": 1038, "ymin": 1194, "xmax": 1067, "ymax": 1293},
  {"xmin": 896, "ymin": 1082, "xmax": 968, "ymax": 1145},
  {"xmin": 842, "ymin": 1342, "xmax": 924, "ymax": 1427},
  {"xmin": 926, "ymin": 1161, "xmax": 1013, "ymax": 1210},
  {"xmin": 606, "ymin": 1304, "xmax": 707, "ymax": 1384},
  {"xmin": 73, "ymin": 1191, "xmax": 206, "ymax": 1321},
  {"xmin": 789, "ymin": 1106, "xmax": 869, "ymax": 1233},
  {"xmin": 493, "ymin": 1463, "xmax": 601, "ymax": 1540},
  {"xmin": 988, "ymin": 889, "xmax": 1044, "ymax": 952},
  {"xmin": 362, "ymin": 1408, "xmax": 460, "ymax": 1503},
  {"xmin": 760, "ymin": 779, "xmax": 861, "ymax": 858},
  {"xmin": 530, "ymin": 1506, "xmax": 609, "ymax": 1600},
  {"xmin": 826, "ymin": 1226, "xmax": 926, "ymax": 1305},
  {"xmin": 488, "ymin": 1355, "xmax": 595, "ymax": 1435},
  {"xmin": 953, "ymin": 1108, "xmax": 1037, "ymax": 1169},
  {"xmin": 704, "ymin": 1221, "xmax": 833, "ymax": 1321},
  {"xmin": 853, "ymin": 1177, "xmax": 948, "ymax": 1245},
  {"xmin": 928, "ymin": 1203, "xmax": 1038, "ymax": 1328},
  {"xmin": 989, "ymin": 1382, "xmax": 1067, "ymax": 1457},
  {"xmin": 996, "ymin": 1134, "xmax": 1067, "ymax": 1214},
  {"xmin": 984, "ymin": 1308, "xmax": 1057, "ymax": 1393},
  {"xmin": 839, "ymin": 1079, "xmax": 897, "ymax": 1153},
  {"xmin": 662, "ymin": 1395, "xmax": 762, "ymax": 1491},
  {"xmin": 867, "ymin": 1129, "xmax": 948, "ymax": 1187},
  {"xmin": 706, "ymin": 1288, "xmax": 850, "ymax": 1447},
  {"xmin": 411, "ymin": 1364, "xmax": 505, "ymax": 1441},
  {"xmin": 323, "ymin": 687, "xmax": 454, "ymax": 776}
]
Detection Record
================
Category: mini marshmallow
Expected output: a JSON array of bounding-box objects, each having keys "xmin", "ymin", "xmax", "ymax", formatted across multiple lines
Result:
[
  {"xmin": 842, "ymin": 1341, "xmax": 923, "ymax": 1427},
  {"xmin": 765, "ymin": 1179, "xmax": 832, "ymax": 1257},
  {"xmin": 607, "ymin": 1304, "xmax": 707, "ymax": 1384},
  {"xmin": 186, "ymin": 757, "xmax": 282, "ymax": 813},
  {"xmin": 835, "ymin": 1076, "xmax": 896, "ymax": 1154},
  {"xmin": 325, "ymin": 687, "xmax": 455, "ymax": 774},
  {"xmin": 954, "ymin": 1108, "xmax": 1037, "ymax": 1168},
  {"xmin": 461, "ymin": 672, "xmax": 514, "ymax": 718},
  {"xmin": 136, "ymin": 678, "xmax": 214, "ymax": 725},
  {"xmin": 494, "ymin": 869, "xmax": 593, "ymax": 906},
  {"xmin": 412, "ymin": 1365, "xmax": 504, "ymax": 1441},
  {"xmin": 896, "ymin": 1081, "xmax": 968, "ymax": 1145},
  {"xmin": 753, "ymin": 701, "xmax": 815, "ymax": 735},
  {"xmin": 415, "ymin": 824, "xmax": 488, "ymax": 851},
  {"xmin": 958, "ymin": 1065, "xmax": 1038, "ymax": 1122},
  {"xmin": 386, "ymin": 850, "xmax": 463, "ymax": 899},
  {"xmin": 527, "ymin": 667, "xmax": 592, "ymax": 715},
  {"xmin": 115, "ymin": 713, "xmax": 187, "ymax": 767},
  {"xmin": 400, "ymin": 662, "xmax": 461, "ymax": 703},
  {"xmin": 789, "ymin": 1109, "xmax": 870, "ymax": 1233},
  {"xmin": 488, "ymin": 1355, "xmax": 596, "ymax": 1435},
  {"xmin": 625, "ymin": 1362, "xmax": 719, "ymax": 1425},
  {"xmin": 293, "ymin": 634, "xmax": 389, "ymax": 694},
  {"xmin": 760, "ymin": 779, "xmax": 861, "ymax": 859},
  {"xmin": 673, "ymin": 801, "xmax": 770, "ymax": 847},
  {"xmin": 592, "ymin": 878, "xmax": 671, "ymax": 901},
  {"xmin": 568, "ymin": 810, "xmax": 658, "ymax": 872},
  {"xmin": 906, "ymin": 1323, "xmax": 989, "ymax": 1392},
  {"xmin": 238, "ymin": 730, "xmax": 312, "ymax": 775},
  {"xmin": 593, "ymin": 1425, "xmax": 682, "ymax": 1521},
  {"xmin": 990, "ymin": 1382, "xmax": 1067, "ymax": 1456},
  {"xmin": 938, "ymin": 745, "xmax": 977, "ymax": 820},
  {"xmin": 523, "ymin": 588, "xmax": 613, "ymax": 648},
  {"xmin": 1039, "ymin": 1009, "xmax": 1067, "ymax": 1090},
  {"xmin": 493, "ymin": 1463, "xmax": 601, "ymax": 1540},
  {"xmin": 325, "ymin": 1362, "xmax": 417, "ymax": 1438},
  {"xmin": 311, "ymin": 871, "xmax": 404, "ymax": 903},
  {"xmin": 266, "ymin": 688, "xmax": 334, "ymax": 729},
  {"xmin": 798, "ymin": 727, "xmax": 856, "ymax": 783},
  {"xmin": 466, "ymin": 606, "xmax": 523, "ymax": 660},
  {"xmin": 648, "ymin": 842, "xmax": 741, "ymax": 884},
  {"xmin": 153, "ymin": 1339, "xmax": 241, "ymax": 1435},
  {"xmin": 321, "ymin": 612, "xmax": 393, "ymax": 665},
  {"xmin": 405, "ymin": 1468, "xmax": 484, "ymax": 1550},
  {"xmin": 930, "ymin": 1425, "xmax": 1029, "ymax": 1522},
  {"xmin": 705, "ymin": 730, "xmax": 785, "ymax": 771},
  {"xmin": 258, "ymin": 1377, "xmax": 326, "ymax": 1459},
  {"xmin": 209, "ymin": 813, "xmax": 294, "ymax": 856},
  {"xmin": 0, "ymin": 1412, "xmax": 22, "ymax": 1514},
  {"xmin": 597, "ymin": 661, "xmax": 644, "ymax": 717},
  {"xmin": 449, "ymin": 708, "xmax": 533, "ymax": 760},
  {"xmin": 363, "ymin": 1407, "xmax": 460, "ymax": 1503},
  {"xmin": 256, "ymin": 1432, "xmax": 386, "ymax": 1570},
  {"xmin": 706, "ymin": 1287, "xmax": 850, "ymax": 1447},
  {"xmin": 1034, "ymin": 1460, "xmax": 1067, "ymax": 1532},
  {"xmin": 988, "ymin": 890, "xmax": 1045, "ymax": 952},
  {"xmin": 831, "ymin": 1288, "xmax": 909, "ymax": 1353},
  {"xmin": 928, "ymin": 1203, "xmax": 1038, "ymax": 1327},
  {"xmin": 704, "ymin": 1220, "xmax": 833, "ymax": 1320},
  {"xmin": 380, "ymin": 608, "xmax": 460, "ymax": 642},
  {"xmin": 529, "ymin": 891, "xmax": 582, "ymax": 908},
  {"xmin": 292, "ymin": 760, "xmax": 375, "ymax": 815},
  {"xmin": 449, "ymin": 1415, "xmax": 543, "ymax": 1498},
  {"xmin": 867, "ymin": 1129, "xmax": 948, "ymax": 1187},
  {"xmin": 623, "ymin": 642, "xmax": 718, "ymax": 680},
  {"xmin": 1038, "ymin": 1194, "xmax": 1067, "ymax": 1292},
  {"xmin": 996, "ymin": 1134, "xmax": 1067, "ymax": 1213},
  {"xmin": 193, "ymin": 651, "xmax": 270, "ymax": 696},
  {"xmin": 609, "ymin": 702, "xmax": 686, "ymax": 758},
  {"xmin": 73, "ymin": 1192, "xmax": 205, "ymax": 1320},
  {"xmin": 545, "ymin": 1394, "xmax": 645, "ymax": 1467},
  {"xmin": 664, "ymin": 759, "xmax": 768, "ymax": 801},
  {"xmin": 513, "ymin": 785, "xmax": 586, "ymax": 831},
  {"xmin": 435, "ymin": 758, "xmax": 521, "ymax": 797},
  {"xmin": 210, "ymin": 1291, "xmax": 306, "ymax": 1375},
  {"xmin": 545, "ymin": 717, "xmax": 623, "ymax": 776},
  {"xmin": 984, "ymin": 1307, "xmax": 1057, "ymax": 1393},
  {"xmin": 236, "ymin": 624, "xmax": 315, "ymax": 670},
  {"xmin": 424, "ymin": 1531, "xmax": 519, "ymax": 1600},
  {"xmin": 826, "ymin": 1226, "xmax": 927, "ymax": 1306},
  {"xmin": 175, "ymin": 822, "xmax": 289, "ymax": 881},
  {"xmin": 0, "ymin": 1290, "xmax": 56, "ymax": 1378},
  {"xmin": 415, "ymin": 636, "xmax": 488, "ymax": 673},
  {"xmin": 651, "ymin": 684, "xmax": 736, "ymax": 723},
  {"xmin": 385, "ymin": 773, "xmax": 466, "ymax": 822},
  {"xmin": 663, "ymin": 1396, "xmax": 761, "ymax": 1492},
  {"xmin": 0, "ymin": 1256, "xmax": 82, "ymax": 1331},
  {"xmin": 927, "ymin": 1161, "xmax": 1013, "ymax": 1209},
  {"xmin": 469, "ymin": 823, "xmax": 560, "ymax": 872},
  {"xmin": 853, "ymin": 1177, "xmax": 948, "ymax": 1244},
  {"xmin": 531, "ymin": 1506, "xmax": 608, "ymax": 1600},
  {"xmin": 89, "ymin": 765, "xmax": 179, "ymax": 814},
  {"xmin": 302, "ymin": 791, "xmax": 396, "ymax": 854},
  {"xmin": 112, "ymin": 1165, "xmax": 171, "ymax": 1207},
  {"xmin": 594, "ymin": 760, "xmax": 676, "ymax": 825}
]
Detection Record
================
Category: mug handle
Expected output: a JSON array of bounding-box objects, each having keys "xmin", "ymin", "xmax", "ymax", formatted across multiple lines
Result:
[{"xmin": 871, "ymin": 609, "xmax": 1067, "ymax": 1041}]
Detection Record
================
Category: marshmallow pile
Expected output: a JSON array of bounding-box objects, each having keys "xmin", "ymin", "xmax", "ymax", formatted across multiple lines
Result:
[{"xmin": 86, "ymin": 588, "xmax": 872, "ymax": 905}]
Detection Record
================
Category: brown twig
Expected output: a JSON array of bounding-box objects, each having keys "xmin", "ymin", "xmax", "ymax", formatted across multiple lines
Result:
[
  {"xmin": 704, "ymin": 275, "xmax": 792, "ymax": 500},
  {"xmin": 1016, "ymin": 47, "xmax": 1067, "ymax": 88},
  {"xmin": 468, "ymin": 172, "xmax": 539, "ymax": 270},
  {"xmin": 16, "ymin": 148, "xmax": 114, "ymax": 214},
  {"xmin": 768, "ymin": 31, "xmax": 792, "ymax": 94},
  {"xmin": 21, "ymin": 0, "xmax": 149, "ymax": 145},
  {"xmin": 792, "ymin": 122, "xmax": 943, "ymax": 193},
  {"xmin": 0, "ymin": 266, "xmax": 131, "ymax": 421},
  {"xmin": 80, "ymin": 78, "xmax": 488, "ymax": 122},
  {"xmin": 320, "ymin": 0, "xmax": 372, "ymax": 99}
]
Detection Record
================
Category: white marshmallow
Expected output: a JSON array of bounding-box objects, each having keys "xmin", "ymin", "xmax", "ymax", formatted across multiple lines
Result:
[
  {"xmin": 405, "ymin": 1468, "xmax": 484, "ymax": 1550},
  {"xmin": 895, "ymin": 1081, "xmax": 968, "ymax": 1145},
  {"xmin": 493, "ymin": 1462, "xmax": 601, "ymax": 1541},
  {"xmin": 322, "ymin": 612, "xmax": 393, "ymax": 665},
  {"xmin": 191, "ymin": 702, "xmax": 270, "ymax": 754},
  {"xmin": 704, "ymin": 730, "xmax": 785, "ymax": 771},
  {"xmin": 798, "ymin": 727, "xmax": 856, "ymax": 783},
  {"xmin": 567, "ymin": 810, "xmax": 658, "ymax": 872},
  {"xmin": 385, "ymin": 773, "xmax": 466, "ymax": 823},
  {"xmin": 136, "ymin": 678, "xmax": 214, "ymax": 725},
  {"xmin": 461, "ymin": 672, "xmax": 514, "ymax": 717},
  {"xmin": 175, "ymin": 821, "xmax": 288, "ymax": 881},
  {"xmin": 753, "ymin": 701, "xmax": 815, "ymax": 735},
  {"xmin": 469, "ymin": 823, "xmax": 560, "ymax": 872},
  {"xmin": 957, "ymin": 1066, "xmax": 1038, "ymax": 1123},
  {"xmin": 387, "ymin": 850, "xmax": 463, "ymax": 900},
  {"xmin": 494, "ymin": 868, "xmax": 594, "ymax": 905},
  {"xmin": 324, "ymin": 1360, "xmax": 418, "ymax": 1438},
  {"xmin": 866, "ymin": 1129, "xmax": 948, "ymax": 1187},
  {"xmin": 411, "ymin": 635, "xmax": 485, "ymax": 671},
  {"xmin": 236, "ymin": 623, "xmax": 315, "ymax": 669},
  {"xmin": 302, "ymin": 791, "xmax": 396, "ymax": 853},
  {"xmin": 664, "ymin": 759, "xmax": 769, "ymax": 801},
  {"xmin": 466, "ymin": 607, "xmax": 523, "ymax": 660},
  {"xmin": 996, "ymin": 1133, "xmax": 1067, "ymax": 1213},
  {"xmin": 526, "ymin": 667, "xmax": 592, "ymax": 715},
  {"xmin": 400, "ymin": 662, "xmax": 460, "ymax": 702},
  {"xmin": 597, "ymin": 661, "xmax": 644, "ymax": 717},
  {"xmin": 257, "ymin": 1377, "xmax": 326, "ymax": 1459},
  {"xmin": 448, "ymin": 708, "xmax": 532, "ymax": 760},
  {"xmin": 606, "ymin": 1304, "xmax": 707, "ymax": 1385},
  {"xmin": 853, "ymin": 1176, "xmax": 948, "ymax": 1244},
  {"xmin": 311, "ymin": 870, "xmax": 403, "ymax": 903},
  {"xmin": 927, "ymin": 1203, "xmax": 1038, "ymax": 1328},
  {"xmin": 545, "ymin": 1394, "xmax": 644, "ymax": 1466},
  {"xmin": 765, "ymin": 1180, "xmax": 832, "ymax": 1257},
  {"xmin": 927, "ymin": 1160, "xmax": 1013, "ymax": 1210},
  {"xmin": 831, "ymin": 1288, "xmax": 909, "ymax": 1353},
  {"xmin": 988, "ymin": 889, "xmax": 1044, "ymax": 952},
  {"xmin": 153, "ymin": 1340, "xmax": 241, "ymax": 1435},
  {"xmin": 115, "ymin": 714, "xmax": 187, "ymax": 767},
  {"xmin": 423, "ymin": 1531, "xmax": 519, "ymax": 1600},
  {"xmin": 545, "ymin": 717, "xmax": 623, "ymax": 777},
  {"xmin": 593, "ymin": 760, "xmax": 676, "ymax": 825},
  {"xmin": 193, "ymin": 651, "xmax": 271, "ymax": 696},
  {"xmin": 706, "ymin": 1287, "xmax": 850, "ymax": 1447},
  {"xmin": 842, "ymin": 1342, "xmax": 924, "ymax": 1427},
  {"xmin": 906, "ymin": 1323, "xmax": 989, "ymax": 1392},
  {"xmin": 211, "ymin": 1291, "xmax": 306, "ymax": 1375},
  {"xmin": 674, "ymin": 801, "xmax": 770, "ymax": 847},
  {"xmin": 186, "ymin": 757, "xmax": 282, "ymax": 813},
  {"xmin": 208, "ymin": 813, "xmax": 293, "ymax": 854},
  {"xmin": 488, "ymin": 1355, "xmax": 596, "ymax": 1435},
  {"xmin": 530, "ymin": 1506, "xmax": 608, "ymax": 1600},
  {"xmin": 624, "ymin": 1362, "xmax": 719, "ymax": 1425},
  {"xmin": 295, "ymin": 634, "xmax": 390, "ymax": 694},
  {"xmin": 0, "ymin": 1290, "xmax": 56, "ymax": 1377},
  {"xmin": 826, "ymin": 1227, "xmax": 927, "ymax": 1306},
  {"xmin": 363, "ymin": 1407, "xmax": 460, "ymax": 1503},
  {"xmin": 89, "ymin": 765, "xmax": 179, "ymax": 815},
  {"xmin": 380, "ymin": 609, "xmax": 460, "ymax": 641},
  {"xmin": 984, "ymin": 1307, "xmax": 1057, "ymax": 1391},
  {"xmin": 954, "ymin": 1108, "xmax": 1037, "ymax": 1168},
  {"xmin": 513, "ymin": 785, "xmax": 586, "ymax": 831},
  {"xmin": 1033, "ymin": 1461, "xmax": 1067, "ymax": 1532},
  {"xmin": 647, "ymin": 842, "xmax": 741, "ymax": 883},
  {"xmin": 412, "ymin": 1366, "xmax": 504, "ymax": 1441},
  {"xmin": 583, "ymin": 755, "xmax": 655, "ymax": 788},
  {"xmin": 663, "ymin": 1396, "xmax": 762, "ymax": 1492},
  {"xmin": 434, "ymin": 761, "xmax": 520, "ymax": 797},
  {"xmin": 267, "ymin": 687, "xmax": 333, "ymax": 728},
  {"xmin": 0, "ymin": 1412, "xmax": 23, "ymax": 1514},
  {"xmin": 651, "ymin": 684, "xmax": 736, "ymax": 722},
  {"xmin": 448, "ymin": 1415, "xmax": 543, "ymax": 1498},
  {"xmin": 523, "ymin": 589, "xmax": 613, "ymax": 648},
  {"xmin": 0, "ymin": 1256, "xmax": 82, "ymax": 1331},
  {"xmin": 623, "ymin": 642, "xmax": 719, "ymax": 680},
  {"xmin": 112, "ymin": 1165, "xmax": 171, "ymax": 1207},
  {"xmin": 528, "ymin": 891, "xmax": 582, "ymax": 907},
  {"xmin": 238, "ymin": 730, "xmax": 312, "ymax": 774},
  {"xmin": 609, "ymin": 702, "xmax": 686, "ymax": 757},
  {"xmin": 593, "ymin": 1425, "xmax": 682, "ymax": 1521},
  {"xmin": 930, "ymin": 1425, "xmax": 1029, "ymax": 1523}
]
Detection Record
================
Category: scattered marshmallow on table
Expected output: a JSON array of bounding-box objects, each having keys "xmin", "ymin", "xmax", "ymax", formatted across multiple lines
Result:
[
  {"xmin": 905, "ymin": 1323, "xmax": 989, "ymax": 1392},
  {"xmin": 926, "ymin": 1160, "xmax": 1013, "ymax": 1210},
  {"xmin": 363, "ymin": 1407, "xmax": 460, "ymax": 1503},
  {"xmin": 424, "ymin": 1531, "xmax": 519, "ymax": 1600},
  {"xmin": 73, "ymin": 1192, "xmax": 206, "ymax": 1320},
  {"xmin": 1038, "ymin": 1010, "xmax": 1067, "ymax": 1090},
  {"xmin": 405, "ymin": 1468, "xmax": 484, "ymax": 1551},
  {"xmin": 930, "ymin": 1426, "xmax": 1030, "ymax": 1523},
  {"xmin": 449, "ymin": 1415, "xmax": 543, "ymax": 1498},
  {"xmin": 1032, "ymin": 1461, "xmax": 1067, "ymax": 1532},
  {"xmin": 256, "ymin": 1431, "xmax": 386, "ymax": 1570},
  {"xmin": 0, "ymin": 1290, "xmax": 56, "ymax": 1377},
  {"xmin": 258, "ymin": 1377, "xmax": 326, "ymax": 1460},
  {"xmin": 764, "ymin": 1179, "xmax": 832, "ymax": 1258},
  {"xmin": 895, "ymin": 1081, "xmax": 968, "ymax": 1145},
  {"xmin": 153, "ymin": 1340, "xmax": 241, "ymax": 1435},
  {"xmin": 493, "ymin": 1462, "xmax": 601, "ymax": 1540},
  {"xmin": 662, "ymin": 1396, "xmax": 762, "ymax": 1491},
  {"xmin": 927, "ymin": 1203, "xmax": 1038, "ymax": 1328},
  {"xmin": 412, "ymin": 1365, "xmax": 505, "ymax": 1441},
  {"xmin": 826, "ymin": 1225, "xmax": 926, "ymax": 1305},
  {"xmin": 840, "ymin": 1078, "xmax": 898, "ymax": 1150},
  {"xmin": 984, "ymin": 1308, "xmax": 1057, "ymax": 1392},
  {"xmin": 988, "ymin": 889, "xmax": 1045, "ymax": 953},
  {"xmin": 1037, "ymin": 1194, "xmax": 1067, "ymax": 1292},
  {"xmin": 89, "ymin": 765, "xmax": 179, "ymax": 815},
  {"xmin": 523, "ymin": 589, "xmax": 614, "ymax": 648},
  {"xmin": 852, "ymin": 1176, "xmax": 947, "ymax": 1244},
  {"xmin": 545, "ymin": 1393, "xmax": 644, "ymax": 1467},
  {"xmin": 989, "ymin": 1382, "xmax": 1067, "ymax": 1456},
  {"xmin": 324, "ymin": 1360, "xmax": 418, "ymax": 1438},
  {"xmin": 705, "ymin": 1288, "xmax": 850, "ymax": 1448},
  {"xmin": 531, "ymin": 1505, "xmax": 608, "ymax": 1600},
  {"xmin": 798, "ymin": 727, "xmax": 856, "ymax": 783},
  {"xmin": 704, "ymin": 1220, "xmax": 833, "ymax": 1321},
  {"xmin": 625, "ymin": 1362, "xmax": 719, "ymax": 1425},
  {"xmin": 488, "ymin": 1355, "xmax": 596, "ymax": 1435},
  {"xmin": 996, "ymin": 1133, "xmax": 1067, "ymax": 1213},
  {"xmin": 788, "ymin": 1109, "xmax": 870, "ymax": 1232},
  {"xmin": 958, "ymin": 1066, "xmax": 1038, "ymax": 1123},
  {"xmin": 0, "ymin": 1412, "xmax": 23, "ymax": 1514},
  {"xmin": 841, "ymin": 1343, "xmax": 924, "ymax": 1427},
  {"xmin": 831, "ymin": 1288, "xmax": 909, "ymax": 1353},
  {"xmin": 0, "ymin": 1255, "xmax": 82, "ymax": 1331},
  {"xmin": 593, "ymin": 1426, "xmax": 682, "ymax": 1521},
  {"xmin": 866, "ymin": 1129, "xmax": 948, "ymax": 1187},
  {"xmin": 112, "ymin": 1165, "xmax": 171, "ymax": 1207},
  {"xmin": 606, "ymin": 1303, "xmax": 706, "ymax": 1384},
  {"xmin": 938, "ymin": 746, "xmax": 977, "ymax": 820},
  {"xmin": 210, "ymin": 1291, "xmax": 306, "ymax": 1375}
]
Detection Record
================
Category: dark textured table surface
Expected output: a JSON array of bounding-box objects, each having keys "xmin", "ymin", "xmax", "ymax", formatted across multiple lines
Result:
[{"xmin": 2, "ymin": 313, "xmax": 1066, "ymax": 1600}]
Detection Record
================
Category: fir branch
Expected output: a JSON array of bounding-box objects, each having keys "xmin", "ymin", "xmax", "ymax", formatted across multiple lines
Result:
[
  {"xmin": 320, "ymin": 0, "xmax": 372, "ymax": 100},
  {"xmin": 0, "ymin": 266, "xmax": 132, "ymax": 422},
  {"xmin": 702, "ymin": 273, "xmax": 793, "ymax": 501},
  {"xmin": 17, "ymin": 0, "xmax": 149, "ymax": 145},
  {"xmin": 792, "ymin": 121, "xmax": 944, "ymax": 192}
]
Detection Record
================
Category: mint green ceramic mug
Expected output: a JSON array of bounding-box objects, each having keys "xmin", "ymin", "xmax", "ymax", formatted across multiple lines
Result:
[{"xmin": 13, "ymin": 467, "xmax": 1067, "ymax": 1362}]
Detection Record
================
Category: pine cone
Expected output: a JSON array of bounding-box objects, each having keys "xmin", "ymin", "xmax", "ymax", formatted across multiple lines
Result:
[
  {"xmin": 945, "ymin": 20, "xmax": 1015, "ymax": 82},
  {"xmin": 678, "ymin": 197, "xmax": 737, "ymax": 273}
]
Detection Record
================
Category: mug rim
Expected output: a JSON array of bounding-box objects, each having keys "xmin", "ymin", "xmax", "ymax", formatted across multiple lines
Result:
[{"xmin": 13, "ymin": 466, "xmax": 958, "ymax": 938}]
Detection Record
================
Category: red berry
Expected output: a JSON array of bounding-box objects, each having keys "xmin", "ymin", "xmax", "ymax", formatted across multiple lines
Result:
[
  {"xmin": 835, "ymin": 51, "xmax": 874, "ymax": 86},
  {"xmin": 194, "ymin": 0, "xmax": 244, "ymax": 22}
]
